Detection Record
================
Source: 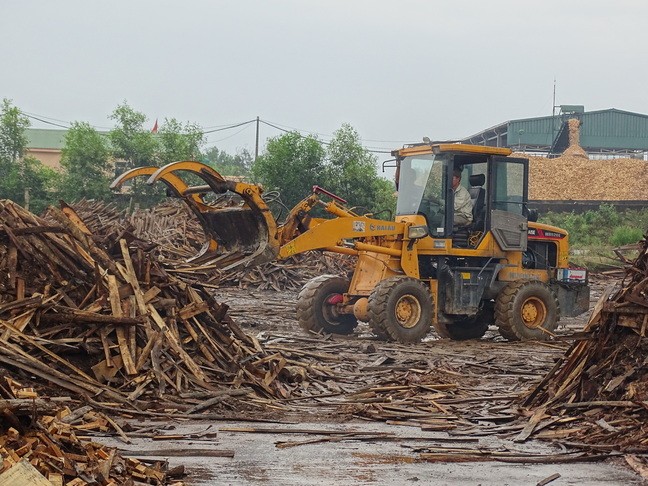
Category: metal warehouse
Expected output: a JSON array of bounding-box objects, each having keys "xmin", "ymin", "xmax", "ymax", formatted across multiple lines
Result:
[{"xmin": 461, "ymin": 106, "xmax": 648, "ymax": 158}]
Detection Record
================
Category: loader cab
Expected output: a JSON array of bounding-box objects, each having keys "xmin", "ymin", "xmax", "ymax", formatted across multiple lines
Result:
[{"xmin": 394, "ymin": 144, "xmax": 530, "ymax": 248}]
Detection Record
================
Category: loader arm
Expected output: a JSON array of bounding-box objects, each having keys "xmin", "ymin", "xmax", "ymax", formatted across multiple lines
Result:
[
  {"xmin": 111, "ymin": 160, "xmax": 406, "ymax": 271},
  {"xmin": 279, "ymin": 215, "xmax": 408, "ymax": 259}
]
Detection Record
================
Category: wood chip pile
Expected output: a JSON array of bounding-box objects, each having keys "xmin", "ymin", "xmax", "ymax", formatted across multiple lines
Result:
[
  {"xmin": 522, "ymin": 233, "xmax": 648, "ymax": 452},
  {"xmin": 520, "ymin": 118, "xmax": 648, "ymax": 201},
  {"xmin": 0, "ymin": 199, "xmax": 310, "ymax": 412}
]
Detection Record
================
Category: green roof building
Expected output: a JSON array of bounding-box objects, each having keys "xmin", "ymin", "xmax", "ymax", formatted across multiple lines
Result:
[{"xmin": 461, "ymin": 107, "xmax": 648, "ymax": 159}]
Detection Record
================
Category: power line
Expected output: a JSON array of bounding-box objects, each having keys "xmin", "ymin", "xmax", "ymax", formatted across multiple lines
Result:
[
  {"xmin": 21, "ymin": 109, "xmax": 397, "ymax": 154},
  {"xmin": 23, "ymin": 113, "xmax": 71, "ymax": 129},
  {"xmin": 259, "ymin": 119, "xmax": 392, "ymax": 154},
  {"xmin": 22, "ymin": 110, "xmax": 257, "ymax": 136},
  {"xmin": 260, "ymin": 119, "xmax": 330, "ymax": 143},
  {"xmin": 260, "ymin": 118, "xmax": 415, "ymax": 145},
  {"xmin": 204, "ymin": 123, "xmax": 254, "ymax": 145},
  {"xmin": 201, "ymin": 119, "xmax": 257, "ymax": 135}
]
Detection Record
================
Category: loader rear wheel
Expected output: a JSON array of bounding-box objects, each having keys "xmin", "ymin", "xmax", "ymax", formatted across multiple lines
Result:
[
  {"xmin": 367, "ymin": 277, "xmax": 432, "ymax": 343},
  {"xmin": 495, "ymin": 281, "xmax": 560, "ymax": 341},
  {"xmin": 296, "ymin": 275, "xmax": 358, "ymax": 335}
]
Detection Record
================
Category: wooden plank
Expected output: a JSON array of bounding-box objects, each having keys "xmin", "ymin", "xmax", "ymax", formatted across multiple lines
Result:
[
  {"xmin": 178, "ymin": 301, "xmax": 210, "ymax": 320},
  {"xmin": 100, "ymin": 327, "xmax": 114, "ymax": 368},
  {"xmin": 118, "ymin": 240, "xmax": 148, "ymax": 316},
  {"xmin": 135, "ymin": 331, "xmax": 161, "ymax": 372},
  {"xmin": 514, "ymin": 406, "xmax": 547, "ymax": 443},
  {"xmin": 120, "ymin": 448, "xmax": 234, "ymax": 458},
  {"xmin": 0, "ymin": 460, "xmax": 51, "ymax": 486},
  {"xmin": 147, "ymin": 304, "xmax": 207, "ymax": 383},
  {"xmin": 625, "ymin": 455, "xmax": 648, "ymax": 480},
  {"xmin": 107, "ymin": 275, "xmax": 137, "ymax": 376}
]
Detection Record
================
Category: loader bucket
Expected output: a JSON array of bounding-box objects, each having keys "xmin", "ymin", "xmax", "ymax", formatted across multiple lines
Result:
[{"xmin": 111, "ymin": 162, "xmax": 279, "ymax": 271}]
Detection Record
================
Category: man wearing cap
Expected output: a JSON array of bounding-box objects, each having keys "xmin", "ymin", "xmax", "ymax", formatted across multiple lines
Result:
[{"xmin": 452, "ymin": 169, "xmax": 473, "ymax": 227}]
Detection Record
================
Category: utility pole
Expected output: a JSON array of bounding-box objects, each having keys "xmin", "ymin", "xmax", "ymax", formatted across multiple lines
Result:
[{"xmin": 255, "ymin": 116, "xmax": 260, "ymax": 162}]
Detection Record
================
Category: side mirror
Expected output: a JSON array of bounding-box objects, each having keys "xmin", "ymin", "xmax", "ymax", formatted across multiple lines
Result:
[{"xmin": 527, "ymin": 208, "xmax": 538, "ymax": 222}]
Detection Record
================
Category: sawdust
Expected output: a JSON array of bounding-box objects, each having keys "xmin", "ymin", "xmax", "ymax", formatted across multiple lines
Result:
[{"xmin": 515, "ymin": 118, "xmax": 648, "ymax": 200}]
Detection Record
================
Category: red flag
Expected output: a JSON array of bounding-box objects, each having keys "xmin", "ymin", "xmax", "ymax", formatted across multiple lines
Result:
[{"xmin": 151, "ymin": 119, "xmax": 158, "ymax": 133}]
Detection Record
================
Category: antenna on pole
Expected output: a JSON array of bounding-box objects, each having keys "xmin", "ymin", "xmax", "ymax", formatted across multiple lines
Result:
[
  {"xmin": 550, "ymin": 78, "xmax": 558, "ymax": 157},
  {"xmin": 552, "ymin": 78, "xmax": 557, "ymax": 118},
  {"xmin": 255, "ymin": 116, "xmax": 260, "ymax": 162}
]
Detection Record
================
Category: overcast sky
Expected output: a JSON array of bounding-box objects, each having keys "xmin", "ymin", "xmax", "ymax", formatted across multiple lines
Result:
[{"xmin": 3, "ymin": 0, "xmax": 648, "ymax": 161}]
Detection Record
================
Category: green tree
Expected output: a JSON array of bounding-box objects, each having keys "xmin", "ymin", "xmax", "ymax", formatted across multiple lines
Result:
[
  {"xmin": 19, "ymin": 157, "xmax": 58, "ymax": 214},
  {"xmin": 157, "ymin": 118, "xmax": 204, "ymax": 166},
  {"xmin": 0, "ymin": 99, "xmax": 28, "ymax": 163},
  {"xmin": 202, "ymin": 146, "xmax": 253, "ymax": 177},
  {"xmin": 59, "ymin": 122, "xmax": 112, "ymax": 202},
  {"xmin": 324, "ymin": 124, "xmax": 395, "ymax": 217},
  {"xmin": 108, "ymin": 102, "xmax": 162, "ymax": 207},
  {"xmin": 0, "ymin": 98, "xmax": 30, "ymax": 206},
  {"xmin": 252, "ymin": 125, "xmax": 396, "ymax": 219},
  {"xmin": 108, "ymin": 102, "xmax": 158, "ymax": 168},
  {"xmin": 0, "ymin": 99, "xmax": 56, "ymax": 212},
  {"xmin": 252, "ymin": 131, "xmax": 326, "ymax": 210}
]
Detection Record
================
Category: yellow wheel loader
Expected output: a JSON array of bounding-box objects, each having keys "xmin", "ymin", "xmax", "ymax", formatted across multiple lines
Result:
[{"xmin": 111, "ymin": 144, "xmax": 590, "ymax": 343}]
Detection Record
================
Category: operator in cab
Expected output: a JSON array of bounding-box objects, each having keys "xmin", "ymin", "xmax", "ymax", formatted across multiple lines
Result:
[{"xmin": 452, "ymin": 169, "xmax": 473, "ymax": 227}]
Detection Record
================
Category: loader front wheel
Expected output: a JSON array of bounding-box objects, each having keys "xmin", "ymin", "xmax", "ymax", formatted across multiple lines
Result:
[
  {"xmin": 296, "ymin": 275, "xmax": 358, "ymax": 335},
  {"xmin": 495, "ymin": 281, "xmax": 559, "ymax": 341},
  {"xmin": 368, "ymin": 277, "xmax": 432, "ymax": 343}
]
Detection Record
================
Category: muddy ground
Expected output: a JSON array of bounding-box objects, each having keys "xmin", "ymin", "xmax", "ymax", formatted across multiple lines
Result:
[{"xmin": 104, "ymin": 274, "xmax": 644, "ymax": 485}]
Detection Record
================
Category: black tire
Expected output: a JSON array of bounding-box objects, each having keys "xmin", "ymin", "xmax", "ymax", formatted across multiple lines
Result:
[
  {"xmin": 368, "ymin": 316, "xmax": 390, "ymax": 341},
  {"xmin": 296, "ymin": 275, "xmax": 358, "ymax": 335},
  {"xmin": 367, "ymin": 277, "xmax": 432, "ymax": 343},
  {"xmin": 495, "ymin": 280, "xmax": 560, "ymax": 341},
  {"xmin": 435, "ymin": 301, "xmax": 493, "ymax": 340},
  {"xmin": 497, "ymin": 323, "xmax": 517, "ymax": 341}
]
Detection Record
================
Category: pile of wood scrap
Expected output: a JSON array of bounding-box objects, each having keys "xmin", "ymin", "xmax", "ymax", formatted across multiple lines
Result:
[
  {"xmin": 0, "ymin": 199, "xmax": 310, "ymax": 414},
  {"xmin": 0, "ymin": 376, "xmax": 182, "ymax": 485},
  {"xmin": 521, "ymin": 234, "xmax": 648, "ymax": 453},
  {"xmin": 70, "ymin": 199, "xmax": 353, "ymax": 291},
  {"xmin": 214, "ymin": 252, "xmax": 354, "ymax": 291},
  {"xmin": 70, "ymin": 199, "xmax": 206, "ymax": 263}
]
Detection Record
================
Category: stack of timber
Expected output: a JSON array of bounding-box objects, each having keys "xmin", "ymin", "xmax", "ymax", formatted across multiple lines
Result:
[
  {"xmin": 0, "ymin": 199, "xmax": 309, "ymax": 413},
  {"xmin": 0, "ymin": 376, "xmax": 181, "ymax": 485},
  {"xmin": 522, "ymin": 233, "xmax": 648, "ymax": 452}
]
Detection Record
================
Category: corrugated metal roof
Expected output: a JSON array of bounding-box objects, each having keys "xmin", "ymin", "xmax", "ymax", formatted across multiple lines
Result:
[
  {"xmin": 508, "ymin": 119, "xmax": 554, "ymax": 146},
  {"xmin": 581, "ymin": 110, "xmax": 648, "ymax": 149},
  {"xmin": 463, "ymin": 108, "xmax": 648, "ymax": 152},
  {"xmin": 25, "ymin": 128, "xmax": 66, "ymax": 150}
]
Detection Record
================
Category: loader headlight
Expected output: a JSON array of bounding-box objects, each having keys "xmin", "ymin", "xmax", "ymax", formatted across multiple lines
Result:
[{"xmin": 408, "ymin": 225, "xmax": 429, "ymax": 240}]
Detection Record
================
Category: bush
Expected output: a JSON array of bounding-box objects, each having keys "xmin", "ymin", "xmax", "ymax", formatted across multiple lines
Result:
[
  {"xmin": 610, "ymin": 226, "xmax": 644, "ymax": 247},
  {"xmin": 540, "ymin": 206, "xmax": 648, "ymax": 248}
]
